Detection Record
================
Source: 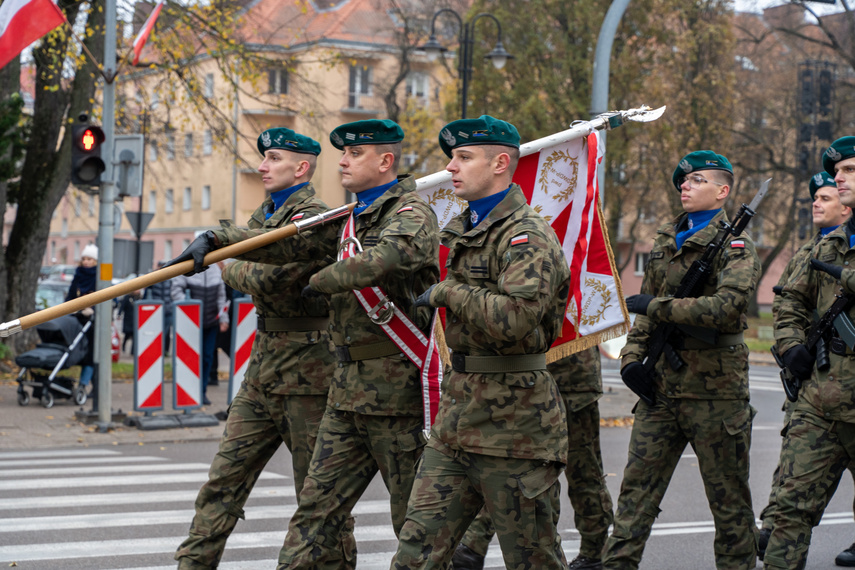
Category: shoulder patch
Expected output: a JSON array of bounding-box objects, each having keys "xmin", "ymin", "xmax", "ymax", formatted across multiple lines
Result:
[
  {"xmin": 510, "ymin": 234, "xmax": 529, "ymax": 246},
  {"xmin": 650, "ymin": 251, "xmax": 664, "ymax": 259},
  {"xmin": 396, "ymin": 206, "xmax": 414, "ymax": 214},
  {"xmin": 731, "ymin": 240, "xmax": 745, "ymax": 248},
  {"xmin": 290, "ymin": 213, "xmax": 305, "ymax": 221},
  {"xmin": 822, "ymin": 253, "xmax": 838, "ymax": 262}
]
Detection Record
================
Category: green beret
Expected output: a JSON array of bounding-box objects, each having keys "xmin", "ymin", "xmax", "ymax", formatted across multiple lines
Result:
[
  {"xmin": 257, "ymin": 127, "xmax": 321, "ymax": 156},
  {"xmin": 809, "ymin": 171, "xmax": 836, "ymax": 200},
  {"xmin": 330, "ymin": 119, "xmax": 404, "ymax": 150},
  {"xmin": 671, "ymin": 150, "xmax": 733, "ymax": 191},
  {"xmin": 823, "ymin": 136, "xmax": 855, "ymax": 176},
  {"xmin": 438, "ymin": 115, "xmax": 520, "ymax": 158}
]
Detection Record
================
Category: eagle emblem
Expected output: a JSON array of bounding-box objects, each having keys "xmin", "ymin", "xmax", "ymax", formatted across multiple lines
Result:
[
  {"xmin": 440, "ymin": 128, "xmax": 456, "ymax": 147},
  {"xmin": 261, "ymin": 131, "xmax": 272, "ymax": 148},
  {"xmin": 331, "ymin": 132, "xmax": 344, "ymax": 147},
  {"xmin": 679, "ymin": 159, "xmax": 692, "ymax": 173},
  {"xmin": 814, "ymin": 173, "xmax": 824, "ymax": 186},
  {"xmin": 826, "ymin": 147, "xmax": 842, "ymax": 162}
]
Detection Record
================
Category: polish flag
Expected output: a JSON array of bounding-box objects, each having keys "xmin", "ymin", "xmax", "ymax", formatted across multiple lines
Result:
[
  {"xmin": 132, "ymin": 0, "xmax": 164, "ymax": 66},
  {"xmin": 0, "ymin": 0, "xmax": 66, "ymax": 70}
]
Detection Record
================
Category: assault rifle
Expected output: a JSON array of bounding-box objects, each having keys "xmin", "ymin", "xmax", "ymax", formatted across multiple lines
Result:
[
  {"xmin": 626, "ymin": 179, "xmax": 770, "ymax": 405},
  {"xmin": 772, "ymin": 291, "xmax": 855, "ymax": 402}
]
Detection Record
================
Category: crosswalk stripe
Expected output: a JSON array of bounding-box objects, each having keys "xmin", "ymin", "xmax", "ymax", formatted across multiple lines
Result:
[
  {"xmin": 0, "ymin": 449, "xmax": 121, "ymax": 459},
  {"xmin": 0, "ymin": 455, "xmax": 167, "ymax": 468},
  {"xmin": 0, "ymin": 499, "xmax": 392, "ymax": 532},
  {"xmin": 0, "ymin": 471, "xmax": 285, "ymax": 491},
  {"xmin": 0, "ymin": 462, "xmax": 214, "ymax": 477}
]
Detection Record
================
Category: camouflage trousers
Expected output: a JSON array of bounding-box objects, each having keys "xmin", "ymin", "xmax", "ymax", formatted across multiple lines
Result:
[
  {"xmin": 174, "ymin": 382, "xmax": 330, "ymax": 569},
  {"xmin": 277, "ymin": 408, "xmax": 426, "ymax": 569},
  {"xmin": 764, "ymin": 409, "xmax": 855, "ymax": 570},
  {"xmin": 760, "ymin": 400, "xmax": 855, "ymax": 530},
  {"xmin": 602, "ymin": 396, "xmax": 757, "ymax": 570},
  {"xmin": 460, "ymin": 397, "xmax": 614, "ymax": 560},
  {"xmin": 392, "ymin": 445, "xmax": 568, "ymax": 570}
]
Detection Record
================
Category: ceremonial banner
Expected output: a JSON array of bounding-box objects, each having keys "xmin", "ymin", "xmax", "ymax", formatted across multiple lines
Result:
[
  {"xmin": 132, "ymin": 0, "xmax": 164, "ymax": 65},
  {"xmin": 0, "ymin": 0, "xmax": 65, "ymax": 70},
  {"xmin": 417, "ymin": 131, "xmax": 628, "ymax": 360}
]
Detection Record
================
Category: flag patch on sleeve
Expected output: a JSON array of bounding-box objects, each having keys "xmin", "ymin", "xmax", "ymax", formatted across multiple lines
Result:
[
  {"xmin": 731, "ymin": 240, "xmax": 745, "ymax": 248},
  {"xmin": 510, "ymin": 234, "xmax": 529, "ymax": 246},
  {"xmin": 396, "ymin": 206, "xmax": 413, "ymax": 214},
  {"xmin": 291, "ymin": 213, "xmax": 305, "ymax": 221}
]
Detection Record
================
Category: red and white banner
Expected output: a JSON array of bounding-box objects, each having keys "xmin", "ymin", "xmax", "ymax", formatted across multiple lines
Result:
[
  {"xmin": 132, "ymin": 0, "xmax": 164, "ymax": 66},
  {"xmin": 173, "ymin": 301, "xmax": 202, "ymax": 409},
  {"xmin": 228, "ymin": 299, "xmax": 256, "ymax": 404},
  {"xmin": 0, "ymin": 0, "xmax": 65, "ymax": 70},
  {"xmin": 417, "ymin": 130, "xmax": 629, "ymax": 359},
  {"xmin": 133, "ymin": 301, "xmax": 164, "ymax": 411},
  {"xmin": 340, "ymin": 214, "xmax": 442, "ymax": 433}
]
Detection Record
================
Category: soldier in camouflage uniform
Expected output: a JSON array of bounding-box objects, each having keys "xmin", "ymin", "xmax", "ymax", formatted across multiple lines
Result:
[
  {"xmin": 766, "ymin": 137, "xmax": 855, "ymax": 569},
  {"xmin": 172, "ymin": 128, "xmax": 355, "ymax": 569},
  {"xmin": 391, "ymin": 115, "xmax": 571, "ymax": 570},
  {"xmin": 451, "ymin": 346, "xmax": 614, "ymax": 570},
  {"xmin": 756, "ymin": 171, "xmax": 851, "ymax": 562},
  {"xmin": 601, "ymin": 151, "xmax": 760, "ymax": 570}
]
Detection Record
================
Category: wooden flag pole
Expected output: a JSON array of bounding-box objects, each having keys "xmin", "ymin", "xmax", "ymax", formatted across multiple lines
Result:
[{"xmin": 0, "ymin": 203, "xmax": 354, "ymax": 337}]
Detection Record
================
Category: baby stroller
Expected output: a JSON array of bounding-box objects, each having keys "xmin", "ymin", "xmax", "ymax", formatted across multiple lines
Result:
[{"xmin": 16, "ymin": 314, "xmax": 92, "ymax": 408}]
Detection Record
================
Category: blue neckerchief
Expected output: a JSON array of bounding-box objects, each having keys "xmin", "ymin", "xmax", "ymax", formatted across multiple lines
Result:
[
  {"xmin": 675, "ymin": 209, "xmax": 720, "ymax": 250},
  {"xmin": 353, "ymin": 179, "xmax": 397, "ymax": 217},
  {"xmin": 821, "ymin": 224, "xmax": 840, "ymax": 237},
  {"xmin": 849, "ymin": 218, "xmax": 855, "ymax": 249},
  {"xmin": 265, "ymin": 182, "xmax": 308, "ymax": 220},
  {"xmin": 468, "ymin": 186, "xmax": 511, "ymax": 227}
]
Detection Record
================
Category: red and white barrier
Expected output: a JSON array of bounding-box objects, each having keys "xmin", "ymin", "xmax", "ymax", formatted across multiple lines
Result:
[
  {"xmin": 134, "ymin": 301, "xmax": 164, "ymax": 412},
  {"xmin": 228, "ymin": 299, "xmax": 256, "ymax": 404},
  {"xmin": 173, "ymin": 300, "xmax": 202, "ymax": 409}
]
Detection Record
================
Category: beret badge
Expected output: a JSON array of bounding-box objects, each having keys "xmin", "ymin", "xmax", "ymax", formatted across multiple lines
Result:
[
  {"xmin": 827, "ymin": 147, "xmax": 842, "ymax": 161},
  {"xmin": 679, "ymin": 159, "xmax": 692, "ymax": 173},
  {"xmin": 261, "ymin": 131, "xmax": 272, "ymax": 148},
  {"xmin": 331, "ymin": 131, "xmax": 344, "ymax": 147},
  {"xmin": 440, "ymin": 128, "xmax": 456, "ymax": 147}
]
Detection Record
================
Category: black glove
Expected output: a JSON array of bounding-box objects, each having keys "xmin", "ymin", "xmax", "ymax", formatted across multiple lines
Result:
[
  {"xmin": 414, "ymin": 284, "xmax": 437, "ymax": 308},
  {"xmin": 772, "ymin": 285, "xmax": 783, "ymax": 296},
  {"xmin": 301, "ymin": 284, "xmax": 324, "ymax": 301},
  {"xmin": 626, "ymin": 294, "xmax": 654, "ymax": 316},
  {"xmin": 164, "ymin": 231, "xmax": 216, "ymax": 275},
  {"xmin": 810, "ymin": 258, "xmax": 844, "ymax": 281},
  {"xmin": 620, "ymin": 361, "xmax": 655, "ymax": 406},
  {"xmin": 782, "ymin": 344, "xmax": 815, "ymax": 381}
]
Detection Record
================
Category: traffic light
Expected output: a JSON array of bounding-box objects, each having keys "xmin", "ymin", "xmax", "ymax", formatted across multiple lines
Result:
[{"xmin": 71, "ymin": 119, "xmax": 106, "ymax": 188}]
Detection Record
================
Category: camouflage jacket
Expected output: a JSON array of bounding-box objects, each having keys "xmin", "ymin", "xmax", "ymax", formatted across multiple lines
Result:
[
  {"xmin": 427, "ymin": 185, "xmax": 571, "ymax": 463},
  {"xmin": 771, "ymin": 232, "xmax": 820, "ymax": 320},
  {"xmin": 217, "ymin": 183, "xmax": 336, "ymax": 395},
  {"xmin": 620, "ymin": 209, "xmax": 760, "ymax": 400},
  {"xmin": 551, "ymin": 346, "xmax": 603, "ymax": 411},
  {"xmin": 776, "ymin": 221, "xmax": 855, "ymax": 421}
]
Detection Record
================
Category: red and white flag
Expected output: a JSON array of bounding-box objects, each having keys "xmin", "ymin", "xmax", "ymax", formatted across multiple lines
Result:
[
  {"xmin": 417, "ymin": 130, "xmax": 630, "ymax": 360},
  {"xmin": 0, "ymin": 0, "xmax": 65, "ymax": 70},
  {"xmin": 132, "ymin": 0, "xmax": 164, "ymax": 66}
]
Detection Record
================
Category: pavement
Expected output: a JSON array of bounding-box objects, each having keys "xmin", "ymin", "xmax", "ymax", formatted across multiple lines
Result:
[{"xmin": 0, "ymin": 350, "xmax": 778, "ymax": 451}]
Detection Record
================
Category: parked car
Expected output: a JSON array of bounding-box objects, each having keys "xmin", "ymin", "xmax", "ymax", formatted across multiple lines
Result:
[
  {"xmin": 35, "ymin": 280, "xmax": 69, "ymax": 310},
  {"xmin": 44, "ymin": 264, "xmax": 79, "ymax": 283}
]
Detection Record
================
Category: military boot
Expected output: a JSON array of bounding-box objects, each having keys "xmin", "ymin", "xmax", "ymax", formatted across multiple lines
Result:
[
  {"xmin": 835, "ymin": 542, "xmax": 855, "ymax": 567},
  {"xmin": 567, "ymin": 554, "xmax": 603, "ymax": 570},
  {"xmin": 451, "ymin": 544, "xmax": 485, "ymax": 570}
]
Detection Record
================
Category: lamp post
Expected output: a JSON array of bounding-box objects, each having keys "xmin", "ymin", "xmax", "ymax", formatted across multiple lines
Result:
[{"xmin": 420, "ymin": 9, "xmax": 513, "ymax": 119}]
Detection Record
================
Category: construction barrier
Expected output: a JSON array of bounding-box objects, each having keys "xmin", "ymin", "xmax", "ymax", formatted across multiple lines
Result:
[
  {"xmin": 228, "ymin": 299, "xmax": 257, "ymax": 404},
  {"xmin": 173, "ymin": 300, "xmax": 202, "ymax": 410},
  {"xmin": 133, "ymin": 301, "xmax": 164, "ymax": 412}
]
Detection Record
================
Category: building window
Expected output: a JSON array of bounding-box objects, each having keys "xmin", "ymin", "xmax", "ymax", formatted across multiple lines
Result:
[
  {"xmin": 165, "ymin": 188, "xmax": 174, "ymax": 213},
  {"xmin": 268, "ymin": 67, "xmax": 288, "ymax": 94},
  {"xmin": 166, "ymin": 134, "xmax": 175, "ymax": 160},
  {"xmin": 182, "ymin": 238, "xmax": 190, "ymax": 251},
  {"xmin": 74, "ymin": 195, "xmax": 82, "ymax": 216},
  {"xmin": 204, "ymin": 73, "xmax": 214, "ymax": 98},
  {"xmin": 61, "ymin": 218, "xmax": 68, "ymax": 238},
  {"xmin": 203, "ymin": 130, "xmax": 212, "ymax": 155},
  {"xmin": 148, "ymin": 190, "xmax": 156, "ymax": 213},
  {"xmin": 149, "ymin": 141, "xmax": 158, "ymax": 162},
  {"xmin": 73, "ymin": 241, "xmax": 80, "ymax": 261},
  {"xmin": 202, "ymin": 185, "xmax": 211, "ymax": 210},
  {"xmin": 634, "ymin": 252, "xmax": 650, "ymax": 276},
  {"xmin": 184, "ymin": 133, "xmax": 193, "ymax": 157},
  {"xmin": 348, "ymin": 64, "xmax": 372, "ymax": 108},
  {"xmin": 406, "ymin": 72, "xmax": 429, "ymax": 108},
  {"xmin": 51, "ymin": 241, "xmax": 56, "ymax": 263},
  {"xmin": 164, "ymin": 239, "xmax": 173, "ymax": 260},
  {"xmin": 183, "ymin": 187, "xmax": 192, "ymax": 210},
  {"xmin": 88, "ymin": 195, "xmax": 95, "ymax": 217}
]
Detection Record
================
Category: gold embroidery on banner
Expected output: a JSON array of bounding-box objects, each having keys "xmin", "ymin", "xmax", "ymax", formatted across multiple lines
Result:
[
  {"xmin": 539, "ymin": 149, "xmax": 580, "ymax": 204},
  {"xmin": 580, "ymin": 277, "xmax": 611, "ymax": 326},
  {"xmin": 426, "ymin": 187, "xmax": 465, "ymax": 225}
]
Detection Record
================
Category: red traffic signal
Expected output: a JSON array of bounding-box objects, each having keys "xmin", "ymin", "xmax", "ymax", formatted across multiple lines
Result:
[{"xmin": 71, "ymin": 123, "xmax": 106, "ymax": 187}]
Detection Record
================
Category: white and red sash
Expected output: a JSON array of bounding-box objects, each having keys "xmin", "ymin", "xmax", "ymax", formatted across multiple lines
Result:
[{"xmin": 339, "ymin": 212, "xmax": 442, "ymax": 434}]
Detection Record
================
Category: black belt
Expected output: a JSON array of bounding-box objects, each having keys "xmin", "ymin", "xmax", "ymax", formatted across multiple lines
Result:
[
  {"xmin": 257, "ymin": 316, "xmax": 329, "ymax": 333},
  {"xmin": 335, "ymin": 339, "xmax": 402, "ymax": 362},
  {"xmin": 450, "ymin": 352, "xmax": 547, "ymax": 374}
]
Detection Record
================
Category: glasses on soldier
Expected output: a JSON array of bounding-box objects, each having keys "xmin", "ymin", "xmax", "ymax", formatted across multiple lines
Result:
[{"xmin": 678, "ymin": 174, "xmax": 724, "ymax": 190}]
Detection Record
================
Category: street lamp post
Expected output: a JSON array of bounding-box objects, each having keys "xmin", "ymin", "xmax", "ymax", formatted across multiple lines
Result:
[{"xmin": 421, "ymin": 9, "xmax": 513, "ymax": 119}]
